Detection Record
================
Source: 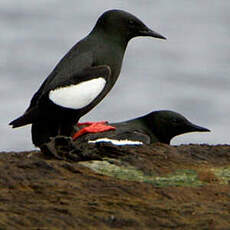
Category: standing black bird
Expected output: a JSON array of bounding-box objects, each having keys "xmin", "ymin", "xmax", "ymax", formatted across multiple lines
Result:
[
  {"xmin": 75, "ymin": 110, "xmax": 210, "ymax": 145},
  {"xmin": 9, "ymin": 9, "xmax": 166, "ymax": 147}
]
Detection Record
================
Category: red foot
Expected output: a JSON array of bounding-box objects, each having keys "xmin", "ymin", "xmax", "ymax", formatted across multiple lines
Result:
[{"xmin": 72, "ymin": 121, "xmax": 116, "ymax": 140}]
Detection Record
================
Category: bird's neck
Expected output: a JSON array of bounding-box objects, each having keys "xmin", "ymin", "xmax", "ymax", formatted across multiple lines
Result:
[
  {"xmin": 89, "ymin": 27, "xmax": 129, "ymax": 50},
  {"xmin": 89, "ymin": 31, "xmax": 128, "ymax": 85},
  {"xmin": 142, "ymin": 116, "xmax": 171, "ymax": 144}
]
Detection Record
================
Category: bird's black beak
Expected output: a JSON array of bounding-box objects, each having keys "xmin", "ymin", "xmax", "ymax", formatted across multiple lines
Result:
[
  {"xmin": 139, "ymin": 27, "xmax": 166, "ymax": 40},
  {"xmin": 188, "ymin": 123, "xmax": 210, "ymax": 133}
]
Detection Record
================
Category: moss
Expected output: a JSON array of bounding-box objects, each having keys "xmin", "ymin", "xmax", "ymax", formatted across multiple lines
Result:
[
  {"xmin": 80, "ymin": 160, "xmax": 203, "ymax": 187},
  {"xmin": 80, "ymin": 160, "xmax": 146, "ymax": 181},
  {"xmin": 212, "ymin": 167, "xmax": 230, "ymax": 184},
  {"xmin": 80, "ymin": 161, "xmax": 230, "ymax": 187},
  {"xmin": 152, "ymin": 170, "xmax": 203, "ymax": 187}
]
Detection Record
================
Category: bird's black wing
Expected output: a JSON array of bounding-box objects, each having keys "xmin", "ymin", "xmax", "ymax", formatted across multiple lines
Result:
[
  {"xmin": 41, "ymin": 64, "xmax": 112, "ymax": 114},
  {"xmin": 47, "ymin": 65, "xmax": 111, "ymax": 91},
  {"xmin": 76, "ymin": 129, "xmax": 151, "ymax": 145},
  {"xmin": 114, "ymin": 130, "xmax": 151, "ymax": 144},
  {"xmin": 9, "ymin": 65, "xmax": 111, "ymax": 127},
  {"xmin": 29, "ymin": 51, "xmax": 95, "ymax": 109}
]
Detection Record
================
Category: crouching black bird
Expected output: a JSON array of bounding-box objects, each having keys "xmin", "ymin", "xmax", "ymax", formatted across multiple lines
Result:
[
  {"xmin": 73, "ymin": 110, "xmax": 210, "ymax": 145},
  {"xmin": 9, "ymin": 9, "xmax": 166, "ymax": 147}
]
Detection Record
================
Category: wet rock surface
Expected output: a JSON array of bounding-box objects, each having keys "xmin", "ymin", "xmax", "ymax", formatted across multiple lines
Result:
[{"xmin": 1, "ymin": 142, "xmax": 230, "ymax": 229}]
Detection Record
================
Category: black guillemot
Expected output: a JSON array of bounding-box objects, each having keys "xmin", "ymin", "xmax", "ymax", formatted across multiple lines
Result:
[{"xmin": 73, "ymin": 110, "xmax": 210, "ymax": 145}]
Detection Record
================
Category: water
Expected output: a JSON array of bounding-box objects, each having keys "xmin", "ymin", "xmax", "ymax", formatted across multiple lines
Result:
[{"xmin": 1, "ymin": 0, "xmax": 230, "ymax": 151}]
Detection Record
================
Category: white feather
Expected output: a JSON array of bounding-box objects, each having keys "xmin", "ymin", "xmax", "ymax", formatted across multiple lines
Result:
[
  {"xmin": 49, "ymin": 77, "xmax": 106, "ymax": 109},
  {"xmin": 88, "ymin": 138, "xmax": 143, "ymax": 146}
]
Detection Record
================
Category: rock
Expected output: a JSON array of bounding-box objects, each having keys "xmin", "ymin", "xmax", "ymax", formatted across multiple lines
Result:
[{"xmin": 1, "ymin": 143, "xmax": 230, "ymax": 229}]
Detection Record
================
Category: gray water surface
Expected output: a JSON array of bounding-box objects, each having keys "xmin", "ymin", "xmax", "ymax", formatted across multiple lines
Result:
[{"xmin": 1, "ymin": 1, "xmax": 229, "ymax": 151}]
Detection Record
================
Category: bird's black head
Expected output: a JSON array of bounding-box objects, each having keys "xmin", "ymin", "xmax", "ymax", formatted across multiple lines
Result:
[
  {"xmin": 92, "ymin": 9, "xmax": 166, "ymax": 43},
  {"xmin": 143, "ymin": 110, "xmax": 210, "ymax": 144}
]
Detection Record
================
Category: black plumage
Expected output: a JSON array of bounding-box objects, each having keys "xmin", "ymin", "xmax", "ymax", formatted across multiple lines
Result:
[{"xmin": 9, "ymin": 9, "xmax": 166, "ymax": 146}]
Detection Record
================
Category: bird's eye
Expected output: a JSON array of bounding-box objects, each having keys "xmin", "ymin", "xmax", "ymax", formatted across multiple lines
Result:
[
  {"xmin": 129, "ymin": 19, "xmax": 135, "ymax": 25},
  {"xmin": 172, "ymin": 118, "xmax": 179, "ymax": 123}
]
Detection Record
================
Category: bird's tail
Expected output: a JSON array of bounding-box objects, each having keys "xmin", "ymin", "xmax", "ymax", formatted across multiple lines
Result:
[
  {"xmin": 9, "ymin": 114, "xmax": 32, "ymax": 128},
  {"xmin": 9, "ymin": 107, "xmax": 39, "ymax": 128}
]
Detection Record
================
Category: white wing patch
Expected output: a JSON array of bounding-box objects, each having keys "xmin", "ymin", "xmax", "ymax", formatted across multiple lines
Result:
[
  {"xmin": 49, "ymin": 77, "xmax": 106, "ymax": 109},
  {"xmin": 88, "ymin": 138, "xmax": 143, "ymax": 146}
]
